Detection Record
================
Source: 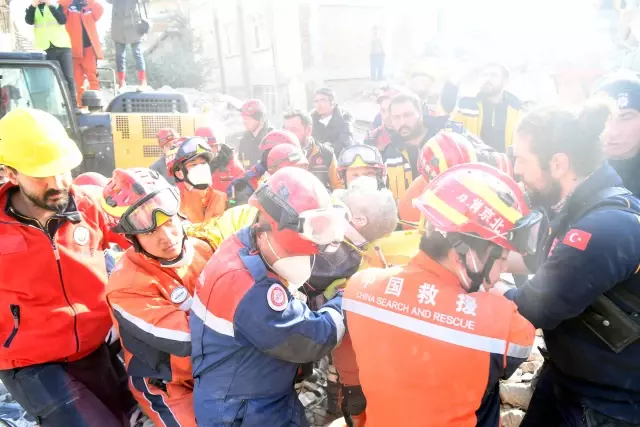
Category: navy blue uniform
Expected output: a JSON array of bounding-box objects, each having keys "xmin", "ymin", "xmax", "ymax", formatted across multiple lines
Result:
[{"xmin": 505, "ymin": 164, "xmax": 640, "ymax": 425}]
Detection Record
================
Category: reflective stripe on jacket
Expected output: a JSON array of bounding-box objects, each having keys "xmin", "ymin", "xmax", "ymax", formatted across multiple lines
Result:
[{"xmin": 340, "ymin": 252, "xmax": 535, "ymax": 427}]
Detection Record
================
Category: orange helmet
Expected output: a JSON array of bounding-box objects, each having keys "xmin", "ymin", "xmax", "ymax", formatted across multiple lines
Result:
[
  {"xmin": 414, "ymin": 163, "xmax": 542, "ymax": 255},
  {"xmin": 249, "ymin": 167, "xmax": 348, "ymax": 256},
  {"xmin": 418, "ymin": 131, "xmax": 478, "ymax": 181},
  {"xmin": 102, "ymin": 168, "xmax": 180, "ymax": 235},
  {"xmin": 258, "ymin": 129, "xmax": 301, "ymax": 152},
  {"xmin": 73, "ymin": 172, "xmax": 109, "ymax": 187},
  {"xmin": 266, "ymin": 144, "xmax": 309, "ymax": 174},
  {"xmin": 157, "ymin": 128, "xmax": 179, "ymax": 148}
]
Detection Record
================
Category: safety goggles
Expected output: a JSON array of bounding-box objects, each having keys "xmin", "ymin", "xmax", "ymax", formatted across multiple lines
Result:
[
  {"xmin": 339, "ymin": 145, "xmax": 382, "ymax": 168},
  {"xmin": 255, "ymin": 185, "xmax": 349, "ymax": 245},
  {"xmin": 504, "ymin": 210, "xmax": 544, "ymax": 255},
  {"xmin": 112, "ymin": 187, "xmax": 180, "ymax": 235}
]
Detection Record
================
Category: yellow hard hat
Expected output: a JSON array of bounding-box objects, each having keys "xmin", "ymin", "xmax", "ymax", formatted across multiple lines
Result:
[{"xmin": 0, "ymin": 108, "xmax": 82, "ymax": 177}]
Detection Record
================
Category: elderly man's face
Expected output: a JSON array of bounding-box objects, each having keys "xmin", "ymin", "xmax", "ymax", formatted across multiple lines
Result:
[{"xmin": 601, "ymin": 105, "xmax": 640, "ymax": 160}]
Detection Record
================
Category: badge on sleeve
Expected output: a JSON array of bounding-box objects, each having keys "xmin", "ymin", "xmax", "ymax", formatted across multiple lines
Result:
[
  {"xmin": 170, "ymin": 287, "xmax": 189, "ymax": 304},
  {"xmin": 562, "ymin": 229, "xmax": 592, "ymax": 251},
  {"xmin": 73, "ymin": 226, "xmax": 90, "ymax": 246},
  {"xmin": 267, "ymin": 283, "xmax": 288, "ymax": 312}
]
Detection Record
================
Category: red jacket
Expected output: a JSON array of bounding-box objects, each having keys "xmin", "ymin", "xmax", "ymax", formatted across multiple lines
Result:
[
  {"xmin": 211, "ymin": 156, "xmax": 244, "ymax": 193},
  {"xmin": 60, "ymin": 0, "xmax": 104, "ymax": 59},
  {"xmin": 0, "ymin": 184, "xmax": 126, "ymax": 369}
]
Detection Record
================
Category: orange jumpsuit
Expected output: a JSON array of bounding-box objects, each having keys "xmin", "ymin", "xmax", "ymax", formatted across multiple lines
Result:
[
  {"xmin": 60, "ymin": 0, "xmax": 104, "ymax": 107},
  {"xmin": 336, "ymin": 251, "xmax": 535, "ymax": 427},
  {"xmin": 398, "ymin": 175, "xmax": 428, "ymax": 225},
  {"xmin": 106, "ymin": 238, "xmax": 213, "ymax": 427},
  {"xmin": 177, "ymin": 182, "xmax": 227, "ymax": 224}
]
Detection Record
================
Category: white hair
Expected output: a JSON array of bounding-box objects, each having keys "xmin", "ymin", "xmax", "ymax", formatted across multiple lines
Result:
[{"xmin": 337, "ymin": 187, "xmax": 398, "ymax": 242}]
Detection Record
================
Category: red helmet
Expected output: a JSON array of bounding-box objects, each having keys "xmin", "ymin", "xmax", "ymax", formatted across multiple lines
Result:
[
  {"xmin": 249, "ymin": 167, "xmax": 347, "ymax": 255},
  {"xmin": 241, "ymin": 99, "xmax": 266, "ymax": 118},
  {"xmin": 194, "ymin": 126, "xmax": 218, "ymax": 148},
  {"xmin": 267, "ymin": 144, "xmax": 309, "ymax": 174},
  {"xmin": 336, "ymin": 144, "xmax": 386, "ymax": 180},
  {"xmin": 413, "ymin": 163, "xmax": 542, "ymax": 254},
  {"xmin": 488, "ymin": 152, "xmax": 513, "ymax": 178},
  {"xmin": 73, "ymin": 172, "xmax": 109, "ymax": 187},
  {"xmin": 258, "ymin": 129, "xmax": 301, "ymax": 152},
  {"xmin": 418, "ymin": 131, "xmax": 478, "ymax": 181},
  {"xmin": 157, "ymin": 128, "xmax": 179, "ymax": 148},
  {"xmin": 102, "ymin": 168, "xmax": 180, "ymax": 235}
]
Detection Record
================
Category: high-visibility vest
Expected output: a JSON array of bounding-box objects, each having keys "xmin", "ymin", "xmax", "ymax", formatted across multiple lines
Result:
[{"xmin": 33, "ymin": 6, "xmax": 71, "ymax": 50}]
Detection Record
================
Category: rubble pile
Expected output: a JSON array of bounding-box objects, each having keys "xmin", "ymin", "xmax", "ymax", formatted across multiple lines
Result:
[{"xmin": 499, "ymin": 334, "xmax": 545, "ymax": 427}]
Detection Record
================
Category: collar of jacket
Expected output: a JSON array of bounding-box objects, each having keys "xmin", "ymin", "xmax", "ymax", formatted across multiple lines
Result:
[
  {"xmin": 1, "ymin": 184, "xmax": 81, "ymax": 225},
  {"xmin": 556, "ymin": 163, "xmax": 624, "ymax": 220},
  {"xmin": 409, "ymin": 251, "xmax": 461, "ymax": 288}
]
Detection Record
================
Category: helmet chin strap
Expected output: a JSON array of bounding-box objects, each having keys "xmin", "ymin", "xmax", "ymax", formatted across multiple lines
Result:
[
  {"xmin": 452, "ymin": 241, "xmax": 499, "ymax": 293},
  {"xmin": 128, "ymin": 230, "xmax": 192, "ymax": 268}
]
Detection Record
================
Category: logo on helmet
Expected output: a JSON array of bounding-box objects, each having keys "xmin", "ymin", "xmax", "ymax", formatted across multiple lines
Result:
[{"xmin": 278, "ymin": 185, "xmax": 290, "ymax": 200}]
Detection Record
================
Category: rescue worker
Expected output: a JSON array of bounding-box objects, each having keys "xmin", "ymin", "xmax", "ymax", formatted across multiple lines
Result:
[
  {"xmin": 194, "ymin": 126, "xmax": 244, "ymax": 193},
  {"xmin": 453, "ymin": 62, "xmax": 523, "ymax": 153},
  {"xmin": 336, "ymin": 145, "xmax": 387, "ymax": 191},
  {"xmin": 237, "ymin": 99, "xmax": 273, "ymax": 168},
  {"xmin": 60, "ymin": 0, "xmax": 104, "ymax": 108},
  {"xmin": 382, "ymin": 92, "xmax": 428, "ymax": 200},
  {"xmin": 0, "ymin": 108, "xmax": 136, "ymax": 426},
  {"xmin": 73, "ymin": 171, "xmax": 109, "ymax": 187},
  {"xmin": 266, "ymin": 143, "xmax": 309, "ymax": 174},
  {"xmin": 597, "ymin": 75, "xmax": 640, "ymax": 196},
  {"xmin": 284, "ymin": 109, "xmax": 343, "ymax": 190},
  {"xmin": 338, "ymin": 163, "xmax": 539, "ymax": 426},
  {"xmin": 398, "ymin": 131, "xmax": 513, "ymax": 224},
  {"xmin": 103, "ymin": 168, "xmax": 213, "ymax": 427},
  {"xmin": 166, "ymin": 137, "xmax": 227, "ymax": 223},
  {"xmin": 190, "ymin": 167, "xmax": 348, "ymax": 426},
  {"xmin": 365, "ymin": 85, "xmax": 404, "ymax": 151},
  {"xmin": 492, "ymin": 102, "xmax": 640, "ymax": 426},
  {"xmin": 227, "ymin": 129, "xmax": 301, "ymax": 205},
  {"xmin": 311, "ymin": 87, "xmax": 355, "ymax": 155},
  {"xmin": 25, "ymin": 0, "xmax": 76, "ymax": 102},
  {"xmin": 150, "ymin": 128, "xmax": 180, "ymax": 185}
]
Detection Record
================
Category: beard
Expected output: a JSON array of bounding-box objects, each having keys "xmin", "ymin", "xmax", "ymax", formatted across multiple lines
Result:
[
  {"xmin": 479, "ymin": 83, "xmax": 501, "ymax": 98},
  {"xmin": 24, "ymin": 187, "xmax": 70, "ymax": 213},
  {"xmin": 397, "ymin": 124, "xmax": 423, "ymax": 141},
  {"xmin": 525, "ymin": 176, "xmax": 562, "ymax": 211}
]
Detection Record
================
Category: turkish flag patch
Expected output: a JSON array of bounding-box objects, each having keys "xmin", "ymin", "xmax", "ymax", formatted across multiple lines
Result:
[{"xmin": 562, "ymin": 229, "xmax": 592, "ymax": 251}]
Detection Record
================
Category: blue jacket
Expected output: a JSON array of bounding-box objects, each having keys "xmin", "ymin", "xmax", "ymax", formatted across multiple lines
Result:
[
  {"xmin": 506, "ymin": 164, "xmax": 640, "ymax": 423},
  {"xmin": 190, "ymin": 227, "xmax": 345, "ymax": 426}
]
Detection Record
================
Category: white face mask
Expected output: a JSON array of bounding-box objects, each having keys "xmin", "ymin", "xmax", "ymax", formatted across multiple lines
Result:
[
  {"xmin": 265, "ymin": 234, "xmax": 313, "ymax": 291},
  {"xmin": 348, "ymin": 175, "xmax": 378, "ymax": 192},
  {"xmin": 186, "ymin": 164, "xmax": 213, "ymax": 188}
]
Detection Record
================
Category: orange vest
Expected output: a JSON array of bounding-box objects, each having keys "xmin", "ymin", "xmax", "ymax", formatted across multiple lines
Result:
[
  {"xmin": 342, "ymin": 252, "xmax": 535, "ymax": 427},
  {"xmin": 60, "ymin": 0, "xmax": 104, "ymax": 59},
  {"xmin": 177, "ymin": 183, "xmax": 228, "ymax": 224}
]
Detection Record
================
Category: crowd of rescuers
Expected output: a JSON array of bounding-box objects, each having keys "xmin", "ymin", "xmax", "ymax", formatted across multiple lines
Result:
[{"xmin": 1, "ymin": 67, "xmax": 640, "ymax": 427}]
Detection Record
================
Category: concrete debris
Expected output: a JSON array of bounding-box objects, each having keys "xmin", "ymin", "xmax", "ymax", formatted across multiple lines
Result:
[
  {"xmin": 501, "ymin": 408, "xmax": 526, "ymax": 427},
  {"xmin": 500, "ymin": 382, "xmax": 535, "ymax": 411}
]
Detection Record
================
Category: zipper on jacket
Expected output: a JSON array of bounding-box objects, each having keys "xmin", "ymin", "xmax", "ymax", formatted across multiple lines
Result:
[
  {"xmin": 52, "ymin": 242, "xmax": 80, "ymax": 353},
  {"xmin": 3, "ymin": 305, "xmax": 20, "ymax": 348}
]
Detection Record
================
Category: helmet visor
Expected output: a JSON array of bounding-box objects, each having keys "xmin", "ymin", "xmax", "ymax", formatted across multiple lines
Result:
[
  {"xmin": 508, "ymin": 210, "xmax": 544, "ymax": 255},
  {"xmin": 339, "ymin": 145, "xmax": 382, "ymax": 168},
  {"xmin": 298, "ymin": 206, "xmax": 349, "ymax": 245},
  {"xmin": 116, "ymin": 188, "xmax": 180, "ymax": 234}
]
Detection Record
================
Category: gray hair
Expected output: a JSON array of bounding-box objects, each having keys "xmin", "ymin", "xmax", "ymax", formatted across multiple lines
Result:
[{"xmin": 337, "ymin": 187, "xmax": 398, "ymax": 242}]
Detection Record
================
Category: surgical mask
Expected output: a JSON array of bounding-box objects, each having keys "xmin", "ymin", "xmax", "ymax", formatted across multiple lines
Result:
[
  {"xmin": 186, "ymin": 164, "xmax": 212, "ymax": 190},
  {"xmin": 265, "ymin": 234, "xmax": 314, "ymax": 291},
  {"xmin": 348, "ymin": 175, "xmax": 378, "ymax": 192}
]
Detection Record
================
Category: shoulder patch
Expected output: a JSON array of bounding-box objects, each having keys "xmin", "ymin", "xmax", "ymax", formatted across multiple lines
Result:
[
  {"xmin": 170, "ymin": 287, "xmax": 189, "ymax": 304},
  {"xmin": 562, "ymin": 229, "xmax": 592, "ymax": 251},
  {"xmin": 266, "ymin": 283, "xmax": 289, "ymax": 311}
]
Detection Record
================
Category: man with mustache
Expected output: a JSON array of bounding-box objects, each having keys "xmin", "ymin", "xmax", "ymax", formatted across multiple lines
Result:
[
  {"xmin": 492, "ymin": 102, "xmax": 640, "ymax": 426},
  {"xmin": 0, "ymin": 108, "xmax": 137, "ymax": 426}
]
